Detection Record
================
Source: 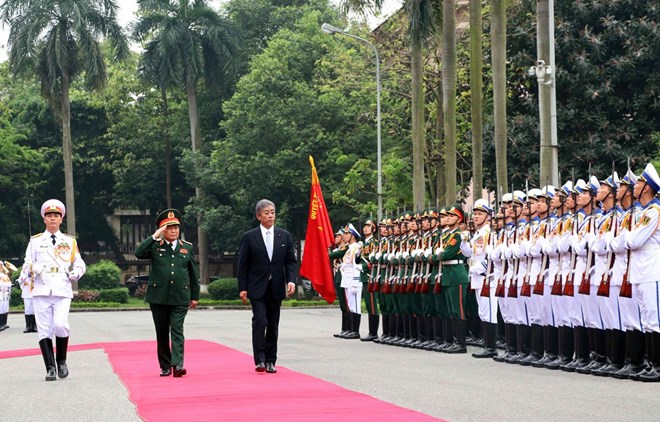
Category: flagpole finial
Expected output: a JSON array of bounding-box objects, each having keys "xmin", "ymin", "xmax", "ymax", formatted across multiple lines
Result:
[{"xmin": 309, "ymin": 155, "xmax": 315, "ymax": 168}]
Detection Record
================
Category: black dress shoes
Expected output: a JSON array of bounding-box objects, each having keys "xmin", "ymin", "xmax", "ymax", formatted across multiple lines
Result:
[
  {"xmin": 160, "ymin": 368, "xmax": 172, "ymax": 377},
  {"xmin": 173, "ymin": 366, "xmax": 187, "ymax": 377},
  {"xmin": 266, "ymin": 362, "xmax": 277, "ymax": 373},
  {"xmin": 255, "ymin": 362, "xmax": 266, "ymax": 373}
]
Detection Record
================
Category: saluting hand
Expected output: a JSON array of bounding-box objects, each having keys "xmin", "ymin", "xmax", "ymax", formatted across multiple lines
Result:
[{"xmin": 152, "ymin": 226, "xmax": 167, "ymax": 241}]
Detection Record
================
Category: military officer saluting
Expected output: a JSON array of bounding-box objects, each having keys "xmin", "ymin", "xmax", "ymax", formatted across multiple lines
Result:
[
  {"xmin": 135, "ymin": 209, "xmax": 200, "ymax": 377},
  {"xmin": 19, "ymin": 199, "xmax": 86, "ymax": 381}
]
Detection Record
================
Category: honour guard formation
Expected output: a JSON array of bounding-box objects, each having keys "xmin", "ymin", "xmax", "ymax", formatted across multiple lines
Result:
[{"xmin": 329, "ymin": 161, "xmax": 660, "ymax": 382}]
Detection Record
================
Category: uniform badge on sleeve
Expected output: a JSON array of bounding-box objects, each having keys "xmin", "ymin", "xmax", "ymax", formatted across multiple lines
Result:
[{"xmin": 449, "ymin": 238, "xmax": 457, "ymax": 246}]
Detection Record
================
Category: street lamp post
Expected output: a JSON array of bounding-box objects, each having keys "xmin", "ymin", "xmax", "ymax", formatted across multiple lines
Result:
[{"xmin": 322, "ymin": 23, "xmax": 383, "ymax": 223}]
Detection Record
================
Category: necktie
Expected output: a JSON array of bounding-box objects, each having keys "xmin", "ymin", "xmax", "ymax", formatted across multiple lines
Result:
[
  {"xmin": 265, "ymin": 230, "xmax": 273, "ymax": 260},
  {"xmin": 51, "ymin": 234, "xmax": 56, "ymax": 246}
]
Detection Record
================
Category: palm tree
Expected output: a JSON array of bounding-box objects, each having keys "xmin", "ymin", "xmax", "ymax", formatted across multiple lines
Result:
[
  {"xmin": 443, "ymin": 0, "xmax": 457, "ymax": 204},
  {"xmin": 491, "ymin": 0, "xmax": 508, "ymax": 194},
  {"xmin": 406, "ymin": 0, "xmax": 437, "ymax": 211},
  {"xmin": 132, "ymin": 0, "xmax": 239, "ymax": 287},
  {"xmin": 0, "ymin": 0, "xmax": 129, "ymax": 237},
  {"xmin": 469, "ymin": 0, "xmax": 483, "ymax": 198}
]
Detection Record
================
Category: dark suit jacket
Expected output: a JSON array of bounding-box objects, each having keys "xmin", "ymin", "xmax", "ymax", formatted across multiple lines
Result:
[
  {"xmin": 237, "ymin": 226, "xmax": 298, "ymax": 300},
  {"xmin": 135, "ymin": 237, "xmax": 200, "ymax": 305}
]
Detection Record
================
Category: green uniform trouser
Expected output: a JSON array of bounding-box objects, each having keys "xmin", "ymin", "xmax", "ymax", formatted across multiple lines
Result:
[
  {"xmin": 465, "ymin": 288, "xmax": 479, "ymax": 320},
  {"xmin": 362, "ymin": 283, "xmax": 380, "ymax": 315},
  {"xmin": 378, "ymin": 264, "xmax": 393, "ymax": 314},
  {"xmin": 335, "ymin": 272, "xmax": 347, "ymax": 312},
  {"xmin": 431, "ymin": 267, "xmax": 450, "ymax": 318},
  {"xmin": 150, "ymin": 303, "xmax": 188, "ymax": 369},
  {"xmin": 445, "ymin": 283, "xmax": 469, "ymax": 319}
]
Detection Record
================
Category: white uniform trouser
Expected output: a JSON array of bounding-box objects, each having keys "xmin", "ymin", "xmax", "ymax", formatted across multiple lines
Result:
[
  {"xmin": 476, "ymin": 287, "xmax": 498, "ymax": 323},
  {"xmin": 619, "ymin": 290, "xmax": 642, "ymax": 332},
  {"xmin": 538, "ymin": 283, "xmax": 556, "ymax": 326},
  {"xmin": 23, "ymin": 298, "xmax": 34, "ymax": 315},
  {"xmin": 578, "ymin": 287, "xmax": 602, "ymax": 329},
  {"xmin": 634, "ymin": 282, "xmax": 660, "ymax": 333},
  {"xmin": 344, "ymin": 285, "xmax": 362, "ymax": 314},
  {"xmin": 598, "ymin": 285, "xmax": 622, "ymax": 331},
  {"xmin": 33, "ymin": 296, "xmax": 71, "ymax": 340}
]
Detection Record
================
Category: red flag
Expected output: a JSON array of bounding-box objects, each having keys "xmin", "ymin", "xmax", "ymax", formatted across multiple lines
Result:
[{"xmin": 300, "ymin": 156, "xmax": 336, "ymax": 304}]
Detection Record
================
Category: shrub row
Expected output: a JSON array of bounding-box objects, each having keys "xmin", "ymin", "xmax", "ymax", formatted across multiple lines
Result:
[
  {"xmin": 207, "ymin": 278, "xmax": 239, "ymax": 300},
  {"xmin": 72, "ymin": 288, "xmax": 129, "ymax": 303}
]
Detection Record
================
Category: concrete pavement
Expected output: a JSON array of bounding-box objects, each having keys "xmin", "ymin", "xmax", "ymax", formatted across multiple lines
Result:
[{"xmin": 1, "ymin": 308, "xmax": 659, "ymax": 421}]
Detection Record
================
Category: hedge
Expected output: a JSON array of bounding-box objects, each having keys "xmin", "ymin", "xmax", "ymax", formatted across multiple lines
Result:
[
  {"xmin": 207, "ymin": 278, "xmax": 239, "ymax": 300},
  {"xmin": 73, "ymin": 288, "xmax": 128, "ymax": 303},
  {"xmin": 79, "ymin": 260, "xmax": 121, "ymax": 290}
]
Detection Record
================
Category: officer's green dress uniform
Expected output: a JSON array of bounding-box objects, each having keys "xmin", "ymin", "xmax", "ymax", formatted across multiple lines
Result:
[
  {"xmin": 135, "ymin": 209, "xmax": 200, "ymax": 372},
  {"xmin": 437, "ymin": 204, "xmax": 470, "ymax": 353}
]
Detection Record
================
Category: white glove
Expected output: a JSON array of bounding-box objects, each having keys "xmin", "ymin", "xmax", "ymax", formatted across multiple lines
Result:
[
  {"xmin": 68, "ymin": 268, "xmax": 81, "ymax": 282},
  {"xmin": 424, "ymin": 248, "xmax": 432, "ymax": 258},
  {"xmin": 434, "ymin": 247, "xmax": 443, "ymax": 255},
  {"xmin": 375, "ymin": 252, "xmax": 381, "ymax": 260}
]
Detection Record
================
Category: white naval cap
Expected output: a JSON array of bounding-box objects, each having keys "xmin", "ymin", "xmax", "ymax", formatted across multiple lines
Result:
[
  {"xmin": 40, "ymin": 199, "xmax": 65, "ymax": 218},
  {"xmin": 640, "ymin": 163, "xmax": 660, "ymax": 193}
]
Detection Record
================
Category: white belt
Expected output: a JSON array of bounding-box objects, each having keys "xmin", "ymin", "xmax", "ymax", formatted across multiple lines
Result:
[
  {"xmin": 442, "ymin": 260, "xmax": 465, "ymax": 265},
  {"xmin": 641, "ymin": 244, "xmax": 660, "ymax": 251}
]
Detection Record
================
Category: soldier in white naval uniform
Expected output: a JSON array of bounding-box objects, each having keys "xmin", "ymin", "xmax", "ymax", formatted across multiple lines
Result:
[{"xmin": 19, "ymin": 199, "xmax": 86, "ymax": 381}]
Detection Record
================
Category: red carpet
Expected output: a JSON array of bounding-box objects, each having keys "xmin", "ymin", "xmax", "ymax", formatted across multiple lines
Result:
[{"xmin": 2, "ymin": 340, "xmax": 442, "ymax": 421}]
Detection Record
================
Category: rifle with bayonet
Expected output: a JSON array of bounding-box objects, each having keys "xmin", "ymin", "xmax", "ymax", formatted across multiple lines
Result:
[
  {"xmin": 563, "ymin": 169, "xmax": 577, "ymax": 296},
  {"xmin": 598, "ymin": 162, "xmax": 618, "ymax": 297},
  {"xmin": 620, "ymin": 158, "xmax": 635, "ymax": 298},
  {"xmin": 481, "ymin": 194, "xmax": 495, "ymax": 298},
  {"xmin": 521, "ymin": 180, "xmax": 533, "ymax": 297},
  {"xmin": 508, "ymin": 189, "xmax": 520, "ymax": 298},
  {"xmin": 534, "ymin": 181, "xmax": 551, "ymax": 295},
  {"xmin": 579, "ymin": 164, "xmax": 597, "ymax": 295}
]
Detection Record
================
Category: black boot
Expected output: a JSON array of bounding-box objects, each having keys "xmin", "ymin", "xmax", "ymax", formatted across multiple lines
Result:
[
  {"xmin": 547, "ymin": 326, "xmax": 574, "ymax": 369},
  {"xmin": 495, "ymin": 323, "xmax": 518, "ymax": 362},
  {"xmin": 520, "ymin": 324, "xmax": 544, "ymax": 366},
  {"xmin": 0, "ymin": 313, "xmax": 8, "ymax": 331},
  {"xmin": 55, "ymin": 336, "xmax": 69, "ymax": 378},
  {"xmin": 374, "ymin": 314, "xmax": 388, "ymax": 343},
  {"xmin": 563, "ymin": 326, "xmax": 589, "ymax": 372},
  {"xmin": 578, "ymin": 328, "xmax": 606, "ymax": 374},
  {"xmin": 39, "ymin": 338, "xmax": 57, "ymax": 381},
  {"xmin": 334, "ymin": 312, "xmax": 349, "ymax": 338},
  {"xmin": 506, "ymin": 325, "xmax": 529, "ymax": 364},
  {"xmin": 342, "ymin": 313, "xmax": 361, "ymax": 339},
  {"xmin": 23, "ymin": 315, "xmax": 31, "ymax": 333},
  {"xmin": 445, "ymin": 319, "xmax": 467, "ymax": 353},
  {"xmin": 473, "ymin": 322, "xmax": 498, "ymax": 358},
  {"xmin": 388, "ymin": 314, "xmax": 402, "ymax": 345},
  {"xmin": 639, "ymin": 332, "xmax": 660, "ymax": 382},
  {"xmin": 402, "ymin": 315, "xmax": 417, "ymax": 347},
  {"xmin": 411, "ymin": 315, "xmax": 426, "ymax": 348},
  {"xmin": 29, "ymin": 315, "xmax": 38, "ymax": 332},
  {"xmin": 431, "ymin": 317, "xmax": 446, "ymax": 351},
  {"xmin": 613, "ymin": 330, "xmax": 646, "ymax": 379},
  {"xmin": 421, "ymin": 316, "xmax": 435, "ymax": 349},
  {"xmin": 595, "ymin": 329, "xmax": 623, "ymax": 376},
  {"xmin": 361, "ymin": 314, "xmax": 380, "ymax": 341},
  {"xmin": 534, "ymin": 325, "xmax": 558, "ymax": 368}
]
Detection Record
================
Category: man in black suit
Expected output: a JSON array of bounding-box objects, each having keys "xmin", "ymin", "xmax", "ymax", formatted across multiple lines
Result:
[{"xmin": 238, "ymin": 199, "xmax": 298, "ymax": 373}]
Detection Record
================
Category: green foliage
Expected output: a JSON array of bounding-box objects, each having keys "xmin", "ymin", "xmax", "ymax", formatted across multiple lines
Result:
[
  {"xmin": 10, "ymin": 288, "xmax": 21, "ymax": 307},
  {"xmin": 207, "ymin": 278, "xmax": 239, "ymax": 300},
  {"xmin": 98, "ymin": 288, "xmax": 129, "ymax": 304},
  {"xmin": 79, "ymin": 260, "xmax": 121, "ymax": 290}
]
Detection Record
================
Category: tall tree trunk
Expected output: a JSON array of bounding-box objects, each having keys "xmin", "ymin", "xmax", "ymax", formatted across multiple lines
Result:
[
  {"xmin": 435, "ymin": 57, "xmax": 445, "ymax": 207},
  {"xmin": 60, "ymin": 71, "xmax": 77, "ymax": 291},
  {"xmin": 443, "ymin": 0, "xmax": 457, "ymax": 204},
  {"xmin": 186, "ymin": 78, "xmax": 209, "ymax": 290},
  {"xmin": 161, "ymin": 88, "xmax": 172, "ymax": 208},
  {"xmin": 411, "ymin": 45, "xmax": 426, "ymax": 212},
  {"xmin": 492, "ymin": 0, "xmax": 508, "ymax": 194},
  {"xmin": 537, "ymin": 0, "xmax": 558, "ymax": 186},
  {"xmin": 470, "ymin": 0, "xmax": 483, "ymax": 199}
]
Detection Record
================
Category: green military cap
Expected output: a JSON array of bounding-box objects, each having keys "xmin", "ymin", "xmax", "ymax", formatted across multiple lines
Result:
[
  {"xmin": 426, "ymin": 208, "xmax": 439, "ymax": 219},
  {"xmin": 447, "ymin": 203, "xmax": 465, "ymax": 222},
  {"xmin": 156, "ymin": 208, "xmax": 182, "ymax": 228},
  {"xmin": 364, "ymin": 219, "xmax": 376, "ymax": 229}
]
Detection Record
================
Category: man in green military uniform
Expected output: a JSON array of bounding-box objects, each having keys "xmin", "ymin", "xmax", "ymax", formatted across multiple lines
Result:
[
  {"xmin": 436, "ymin": 204, "xmax": 470, "ymax": 353},
  {"xmin": 135, "ymin": 208, "xmax": 200, "ymax": 377}
]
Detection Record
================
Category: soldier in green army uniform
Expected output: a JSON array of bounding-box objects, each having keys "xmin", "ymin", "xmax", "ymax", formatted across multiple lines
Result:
[
  {"xmin": 419, "ymin": 209, "xmax": 441, "ymax": 350},
  {"xmin": 396, "ymin": 213, "xmax": 417, "ymax": 346},
  {"xmin": 135, "ymin": 208, "xmax": 200, "ymax": 377},
  {"xmin": 408, "ymin": 212, "xmax": 427, "ymax": 348},
  {"xmin": 429, "ymin": 207, "xmax": 451, "ymax": 351},
  {"xmin": 384, "ymin": 215, "xmax": 405, "ymax": 345},
  {"xmin": 373, "ymin": 219, "xmax": 392, "ymax": 343},
  {"xmin": 434, "ymin": 204, "xmax": 470, "ymax": 353},
  {"xmin": 329, "ymin": 229, "xmax": 349, "ymax": 338},
  {"xmin": 360, "ymin": 220, "xmax": 380, "ymax": 341}
]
